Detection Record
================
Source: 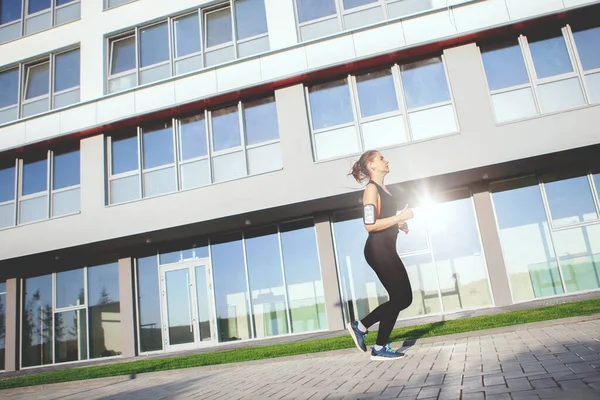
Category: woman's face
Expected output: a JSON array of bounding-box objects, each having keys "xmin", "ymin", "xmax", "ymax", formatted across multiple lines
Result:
[{"xmin": 369, "ymin": 152, "xmax": 390, "ymax": 175}]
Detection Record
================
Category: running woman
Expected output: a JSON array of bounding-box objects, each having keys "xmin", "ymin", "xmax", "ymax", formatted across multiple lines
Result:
[{"xmin": 346, "ymin": 150, "xmax": 414, "ymax": 361}]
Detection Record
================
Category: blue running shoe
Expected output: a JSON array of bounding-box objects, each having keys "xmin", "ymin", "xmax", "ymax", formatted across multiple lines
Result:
[
  {"xmin": 370, "ymin": 344, "xmax": 405, "ymax": 361},
  {"xmin": 347, "ymin": 321, "xmax": 367, "ymax": 352}
]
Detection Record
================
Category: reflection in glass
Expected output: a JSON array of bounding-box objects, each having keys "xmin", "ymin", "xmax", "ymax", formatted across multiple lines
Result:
[
  {"xmin": 427, "ymin": 195, "xmax": 492, "ymax": 312},
  {"xmin": 356, "ymin": 70, "xmax": 398, "ymax": 118},
  {"xmin": 25, "ymin": 63, "xmax": 50, "ymax": 99},
  {"xmin": 543, "ymin": 174, "xmax": 598, "ymax": 226},
  {"xmin": 54, "ymin": 309, "xmax": 87, "ymax": 364},
  {"xmin": 333, "ymin": 210, "xmax": 387, "ymax": 322},
  {"xmin": 245, "ymin": 227, "xmax": 289, "ymax": 338},
  {"xmin": 280, "ymin": 219, "xmax": 327, "ymax": 333},
  {"xmin": 174, "ymin": 13, "xmax": 201, "ymax": 58},
  {"xmin": 481, "ymin": 42, "xmax": 530, "ymax": 91},
  {"xmin": 212, "ymin": 106, "xmax": 241, "ymax": 152},
  {"xmin": 244, "ymin": 97, "xmax": 279, "ymax": 145},
  {"xmin": 308, "ymin": 80, "xmax": 354, "ymax": 130},
  {"xmin": 22, "ymin": 158, "xmax": 47, "ymax": 196},
  {"xmin": 573, "ymin": 27, "xmax": 600, "ymax": 71},
  {"xmin": 0, "ymin": 68, "xmax": 19, "ymax": 109},
  {"xmin": 140, "ymin": 23, "xmax": 169, "ymax": 67},
  {"xmin": 212, "ymin": 233, "xmax": 251, "ymax": 342},
  {"xmin": 343, "ymin": 0, "xmax": 378, "ymax": 10},
  {"xmin": 136, "ymin": 256, "xmax": 162, "ymax": 352},
  {"xmin": 53, "ymin": 149, "xmax": 80, "ymax": 190},
  {"xmin": 88, "ymin": 263, "xmax": 122, "ymax": 358},
  {"xmin": 297, "ymin": 0, "xmax": 337, "ymax": 23},
  {"xmin": 56, "ymin": 269, "xmax": 84, "ymax": 309},
  {"xmin": 54, "ymin": 49, "xmax": 80, "ymax": 93},
  {"xmin": 491, "ymin": 177, "xmax": 563, "ymax": 301},
  {"xmin": 206, "ymin": 7, "xmax": 232, "ymax": 48},
  {"xmin": 553, "ymin": 225, "xmax": 600, "ymax": 293},
  {"xmin": 142, "ymin": 123, "xmax": 174, "ymax": 169},
  {"xmin": 159, "ymin": 243, "xmax": 209, "ymax": 265},
  {"xmin": 401, "ymin": 57, "xmax": 450, "ymax": 109},
  {"xmin": 21, "ymin": 275, "xmax": 53, "ymax": 367},
  {"xmin": 528, "ymin": 34, "xmax": 573, "ymax": 79},
  {"xmin": 398, "ymin": 253, "xmax": 440, "ymax": 318},
  {"xmin": 235, "ymin": 0, "xmax": 268, "ymax": 40},
  {"xmin": 180, "ymin": 115, "xmax": 208, "ymax": 161},
  {"xmin": 0, "ymin": 164, "xmax": 15, "ymax": 203},
  {"xmin": 395, "ymin": 207, "xmax": 428, "ymax": 255},
  {"xmin": 110, "ymin": 36, "xmax": 136, "ymax": 75},
  {"xmin": 111, "ymin": 133, "xmax": 138, "ymax": 175},
  {"xmin": 195, "ymin": 266, "xmax": 212, "ymax": 341},
  {"xmin": 164, "ymin": 269, "xmax": 195, "ymax": 345}
]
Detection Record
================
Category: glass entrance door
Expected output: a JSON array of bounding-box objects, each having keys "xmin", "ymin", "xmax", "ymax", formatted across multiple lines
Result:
[{"xmin": 160, "ymin": 260, "xmax": 215, "ymax": 351}]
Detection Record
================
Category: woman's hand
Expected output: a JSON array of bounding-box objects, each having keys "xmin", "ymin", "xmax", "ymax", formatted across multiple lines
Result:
[
  {"xmin": 398, "ymin": 221, "xmax": 409, "ymax": 235},
  {"xmin": 398, "ymin": 204, "xmax": 414, "ymax": 221}
]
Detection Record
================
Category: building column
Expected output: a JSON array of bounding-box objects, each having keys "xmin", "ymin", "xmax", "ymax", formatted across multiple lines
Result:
[
  {"xmin": 4, "ymin": 278, "xmax": 19, "ymax": 372},
  {"xmin": 118, "ymin": 258, "xmax": 137, "ymax": 358},
  {"xmin": 472, "ymin": 183, "xmax": 513, "ymax": 307},
  {"xmin": 314, "ymin": 214, "xmax": 345, "ymax": 331}
]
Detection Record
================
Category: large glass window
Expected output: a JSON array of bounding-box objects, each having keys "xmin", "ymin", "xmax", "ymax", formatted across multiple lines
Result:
[
  {"xmin": 21, "ymin": 263, "xmax": 121, "ymax": 367},
  {"xmin": 14, "ymin": 147, "xmax": 80, "ymax": 225},
  {"xmin": 333, "ymin": 189, "xmax": 492, "ymax": 323},
  {"xmin": 135, "ymin": 219, "xmax": 326, "ymax": 351},
  {"xmin": 107, "ymin": 0, "xmax": 270, "ymax": 93},
  {"xmin": 307, "ymin": 56, "xmax": 457, "ymax": 161},
  {"xmin": 88, "ymin": 263, "xmax": 122, "ymax": 358},
  {"xmin": 0, "ymin": 282, "xmax": 6, "ymax": 371},
  {"xmin": 107, "ymin": 96, "xmax": 281, "ymax": 205},
  {"xmin": 212, "ymin": 233, "xmax": 252, "ymax": 342},
  {"xmin": 0, "ymin": 68, "xmax": 19, "ymax": 124},
  {"xmin": 0, "ymin": 0, "xmax": 79, "ymax": 44},
  {"xmin": 491, "ymin": 172, "xmax": 600, "ymax": 302},
  {"xmin": 136, "ymin": 256, "xmax": 162, "ymax": 352},
  {"xmin": 294, "ymin": 0, "xmax": 432, "ymax": 42},
  {"xmin": 480, "ymin": 24, "xmax": 598, "ymax": 123},
  {"xmin": 1, "ymin": 48, "xmax": 80, "ymax": 123}
]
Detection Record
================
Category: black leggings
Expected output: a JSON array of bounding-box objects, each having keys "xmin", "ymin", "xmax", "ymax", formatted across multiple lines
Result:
[{"xmin": 360, "ymin": 231, "xmax": 413, "ymax": 346}]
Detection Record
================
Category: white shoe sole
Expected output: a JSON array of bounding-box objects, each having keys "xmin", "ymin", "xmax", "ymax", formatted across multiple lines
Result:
[
  {"xmin": 346, "ymin": 323, "xmax": 367, "ymax": 353},
  {"xmin": 370, "ymin": 353, "xmax": 406, "ymax": 361}
]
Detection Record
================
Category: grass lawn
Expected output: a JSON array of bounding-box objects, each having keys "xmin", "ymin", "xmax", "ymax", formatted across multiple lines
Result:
[{"xmin": 2, "ymin": 297, "xmax": 600, "ymax": 390}]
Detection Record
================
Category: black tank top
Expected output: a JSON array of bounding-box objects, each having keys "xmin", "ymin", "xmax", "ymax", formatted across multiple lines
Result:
[{"xmin": 369, "ymin": 181, "xmax": 398, "ymax": 236}]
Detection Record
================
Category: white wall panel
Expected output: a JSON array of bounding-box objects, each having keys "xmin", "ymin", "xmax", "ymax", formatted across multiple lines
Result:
[
  {"xmin": 260, "ymin": 48, "xmax": 308, "ymax": 81},
  {"xmin": 174, "ymin": 70, "xmax": 217, "ymax": 104},
  {"xmin": 305, "ymin": 35, "xmax": 356, "ymax": 70},
  {"xmin": 264, "ymin": 0, "xmax": 298, "ymax": 50},
  {"xmin": 0, "ymin": 123, "xmax": 26, "ymax": 149},
  {"xmin": 59, "ymin": 103, "xmax": 97, "ymax": 134},
  {"xmin": 453, "ymin": 0, "xmax": 510, "ymax": 33},
  {"xmin": 25, "ymin": 113, "xmax": 60, "ymax": 143},
  {"xmin": 135, "ymin": 82, "xmax": 176, "ymax": 114},
  {"xmin": 505, "ymin": 0, "xmax": 564, "ymax": 21},
  {"xmin": 402, "ymin": 10, "xmax": 457, "ymax": 45},
  {"xmin": 97, "ymin": 92, "xmax": 135, "ymax": 124},
  {"xmin": 352, "ymin": 22, "xmax": 406, "ymax": 58},
  {"xmin": 216, "ymin": 59, "xmax": 262, "ymax": 92}
]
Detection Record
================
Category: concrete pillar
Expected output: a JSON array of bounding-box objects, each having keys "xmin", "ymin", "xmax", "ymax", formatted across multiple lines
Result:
[
  {"xmin": 118, "ymin": 257, "xmax": 137, "ymax": 358},
  {"xmin": 264, "ymin": 0, "xmax": 299, "ymax": 51},
  {"xmin": 80, "ymin": 134, "xmax": 106, "ymax": 213},
  {"xmin": 472, "ymin": 183, "xmax": 513, "ymax": 307},
  {"xmin": 4, "ymin": 278, "xmax": 19, "ymax": 372},
  {"xmin": 274, "ymin": 83, "xmax": 315, "ymax": 173},
  {"xmin": 314, "ymin": 214, "xmax": 345, "ymax": 331}
]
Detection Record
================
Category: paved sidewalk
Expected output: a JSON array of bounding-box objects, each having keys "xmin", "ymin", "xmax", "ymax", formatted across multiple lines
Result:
[{"xmin": 3, "ymin": 317, "xmax": 600, "ymax": 399}]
